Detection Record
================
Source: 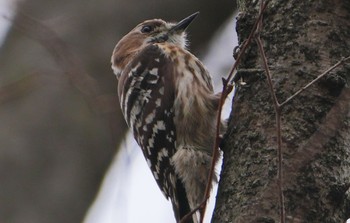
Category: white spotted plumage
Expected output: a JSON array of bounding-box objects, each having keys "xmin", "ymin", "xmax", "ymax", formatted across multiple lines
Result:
[{"xmin": 111, "ymin": 12, "xmax": 223, "ymax": 223}]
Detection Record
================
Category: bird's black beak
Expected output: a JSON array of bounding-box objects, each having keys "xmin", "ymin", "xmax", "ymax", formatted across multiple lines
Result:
[{"xmin": 170, "ymin": 12, "xmax": 199, "ymax": 33}]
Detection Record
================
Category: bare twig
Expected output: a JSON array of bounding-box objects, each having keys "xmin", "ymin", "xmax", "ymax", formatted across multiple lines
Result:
[
  {"xmin": 181, "ymin": 1, "xmax": 350, "ymax": 222},
  {"xmin": 256, "ymin": 37, "xmax": 350, "ymax": 223},
  {"xmin": 179, "ymin": 200, "xmax": 204, "ymax": 223},
  {"xmin": 179, "ymin": 80, "xmax": 234, "ymax": 223},
  {"xmin": 275, "ymin": 107, "xmax": 284, "ymax": 223},
  {"xmin": 201, "ymin": 0, "xmax": 349, "ymax": 222},
  {"xmin": 280, "ymin": 56, "xmax": 350, "ymax": 107},
  {"xmin": 255, "ymin": 9, "xmax": 350, "ymax": 223},
  {"xmin": 255, "ymin": 3, "xmax": 285, "ymax": 221},
  {"xmin": 255, "ymin": 37, "xmax": 285, "ymax": 222},
  {"xmin": 180, "ymin": 1, "xmax": 272, "ymax": 223},
  {"xmin": 227, "ymin": 0, "xmax": 271, "ymax": 85},
  {"xmin": 198, "ymin": 79, "xmax": 233, "ymax": 223}
]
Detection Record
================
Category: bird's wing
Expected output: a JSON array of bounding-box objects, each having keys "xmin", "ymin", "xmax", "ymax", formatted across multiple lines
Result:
[{"xmin": 118, "ymin": 44, "xmax": 191, "ymax": 221}]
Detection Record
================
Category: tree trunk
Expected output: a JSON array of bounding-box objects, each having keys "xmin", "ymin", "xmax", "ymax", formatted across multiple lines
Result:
[{"xmin": 213, "ymin": 0, "xmax": 350, "ymax": 222}]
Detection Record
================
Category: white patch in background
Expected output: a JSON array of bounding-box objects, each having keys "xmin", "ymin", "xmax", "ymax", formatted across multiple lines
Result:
[
  {"xmin": 83, "ymin": 133, "xmax": 173, "ymax": 223},
  {"xmin": 0, "ymin": 0, "xmax": 17, "ymax": 48},
  {"xmin": 203, "ymin": 13, "xmax": 238, "ymax": 121},
  {"xmin": 83, "ymin": 11, "xmax": 238, "ymax": 223}
]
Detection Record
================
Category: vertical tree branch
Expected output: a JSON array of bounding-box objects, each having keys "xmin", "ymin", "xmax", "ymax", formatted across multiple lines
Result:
[{"xmin": 255, "ymin": 34, "xmax": 285, "ymax": 223}]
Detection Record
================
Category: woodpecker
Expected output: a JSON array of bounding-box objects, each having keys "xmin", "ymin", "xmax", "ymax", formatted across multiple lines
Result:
[{"xmin": 111, "ymin": 12, "xmax": 222, "ymax": 223}]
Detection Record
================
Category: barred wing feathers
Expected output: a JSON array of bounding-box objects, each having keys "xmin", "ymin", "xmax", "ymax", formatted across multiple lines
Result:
[{"xmin": 117, "ymin": 44, "xmax": 191, "ymax": 221}]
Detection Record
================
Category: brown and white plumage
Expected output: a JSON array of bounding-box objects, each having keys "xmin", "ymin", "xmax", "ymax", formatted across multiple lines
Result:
[{"xmin": 111, "ymin": 12, "xmax": 221, "ymax": 223}]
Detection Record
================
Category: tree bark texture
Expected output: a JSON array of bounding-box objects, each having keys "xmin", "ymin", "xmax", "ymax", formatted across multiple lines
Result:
[{"xmin": 213, "ymin": 0, "xmax": 350, "ymax": 222}]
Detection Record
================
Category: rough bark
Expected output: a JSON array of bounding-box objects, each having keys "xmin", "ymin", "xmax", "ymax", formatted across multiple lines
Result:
[{"xmin": 213, "ymin": 0, "xmax": 350, "ymax": 222}]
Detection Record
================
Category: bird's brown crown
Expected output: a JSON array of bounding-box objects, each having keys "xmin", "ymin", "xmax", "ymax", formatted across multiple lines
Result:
[{"xmin": 111, "ymin": 13, "xmax": 199, "ymax": 78}]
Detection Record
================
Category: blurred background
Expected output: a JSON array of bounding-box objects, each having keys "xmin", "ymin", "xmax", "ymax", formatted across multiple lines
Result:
[{"xmin": 0, "ymin": 0, "xmax": 236, "ymax": 222}]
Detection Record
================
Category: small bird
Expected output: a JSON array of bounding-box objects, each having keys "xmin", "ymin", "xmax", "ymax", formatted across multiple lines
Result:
[{"xmin": 111, "ymin": 12, "xmax": 222, "ymax": 223}]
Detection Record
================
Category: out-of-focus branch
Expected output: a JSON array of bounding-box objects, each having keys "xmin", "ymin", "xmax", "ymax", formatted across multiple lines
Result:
[
  {"xmin": 179, "ymin": 1, "xmax": 272, "ymax": 223},
  {"xmin": 0, "ymin": 73, "xmax": 39, "ymax": 105},
  {"xmin": 3, "ymin": 12, "xmax": 117, "ymax": 114}
]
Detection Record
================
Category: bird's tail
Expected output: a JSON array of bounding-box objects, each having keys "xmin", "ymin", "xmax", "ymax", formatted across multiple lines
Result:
[{"xmin": 172, "ymin": 179, "xmax": 198, "ymax": 223}]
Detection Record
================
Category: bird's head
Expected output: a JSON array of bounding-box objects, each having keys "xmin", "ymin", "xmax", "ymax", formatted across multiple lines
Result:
[{"xmin": 111, "ymin": 12, "xmax": 199, "ymax": 78}]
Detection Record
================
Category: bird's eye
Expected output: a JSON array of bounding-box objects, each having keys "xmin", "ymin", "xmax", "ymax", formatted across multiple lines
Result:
[{"xmin": 141, "ymin": 25, "xmax": 153, "ymax": 33}]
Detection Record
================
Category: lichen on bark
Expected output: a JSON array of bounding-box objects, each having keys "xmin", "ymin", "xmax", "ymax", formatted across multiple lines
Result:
[{"xmin": 213, "ymin": 0, "xmax": 350, "ymax": 222}]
